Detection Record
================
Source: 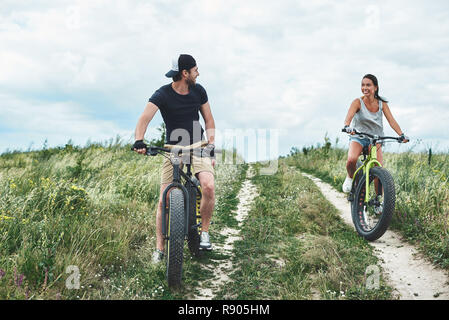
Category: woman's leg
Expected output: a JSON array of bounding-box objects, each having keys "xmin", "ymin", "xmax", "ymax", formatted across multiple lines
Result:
[
  {"xmin": 375, "ymin": 143, "xmax": 383, "ymax": 195},
  {"xmin": 346, "ymin": 141, "xmax": 363, "ymax": 178}
]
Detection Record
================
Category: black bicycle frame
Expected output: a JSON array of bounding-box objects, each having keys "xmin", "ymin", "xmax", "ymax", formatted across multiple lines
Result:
[{"xmin": 161, "ymin": 154, "xmax": 201, "ymax": 239}]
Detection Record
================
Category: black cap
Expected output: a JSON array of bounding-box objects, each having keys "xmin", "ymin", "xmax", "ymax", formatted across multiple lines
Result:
[{"xmin": 165, "ymin": 54, "xmax": 197, "ymax": 78}]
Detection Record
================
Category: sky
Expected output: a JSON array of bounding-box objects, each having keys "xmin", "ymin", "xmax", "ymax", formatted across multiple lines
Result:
[{"xmin": 1, "ymin": 0, "xmax": 449, "ymax": 162}]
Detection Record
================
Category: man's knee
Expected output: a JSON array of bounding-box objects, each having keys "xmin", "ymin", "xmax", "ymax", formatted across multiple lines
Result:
[
  {"xmin": 202, "ymin": 181, "xmax": 215, "ymax": 197},
  {"xmin": 198, "ymin": 173, "xmax": 215, "ymax": 197}
]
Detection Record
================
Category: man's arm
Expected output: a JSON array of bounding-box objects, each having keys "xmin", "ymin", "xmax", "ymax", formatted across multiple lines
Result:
[
  {"xmin": 200, "ymin": 101, "xmax": 215, "ymax": 144},
  {"xmin": 134, "ymin": 102, "xmax": 159, "ymax": 154}
]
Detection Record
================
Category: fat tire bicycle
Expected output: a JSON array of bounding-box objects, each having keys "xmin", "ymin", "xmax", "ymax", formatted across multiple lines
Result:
[
  {"xmin": 342, "ymin": 129, "xmax": 405, "ymax": 241},
  {"xmin": 136, "ymin": 140, "xmax": 210, "ymax": 288}
]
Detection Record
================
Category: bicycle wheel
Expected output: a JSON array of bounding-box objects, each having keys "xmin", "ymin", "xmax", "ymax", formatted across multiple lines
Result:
[
  {"xmin": 187, "ymin": 183, "xmax": 202, "ymax": 257},
  {"xmin": 351, "ymin": 166, "xmax": 395, "ymax": 241},
  {"xmin": 166, "ymin": 188, "xmax": 185, "ymax": 288}
]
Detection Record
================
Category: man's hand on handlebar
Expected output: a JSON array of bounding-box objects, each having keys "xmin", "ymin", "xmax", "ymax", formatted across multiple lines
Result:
[
  {"xmin": 132, "ymin": 140, "xmax": 148, "ymax": 154},
  {"xmin": 202, "ymin": 143, "xmax": 216, "ymax": 168}
]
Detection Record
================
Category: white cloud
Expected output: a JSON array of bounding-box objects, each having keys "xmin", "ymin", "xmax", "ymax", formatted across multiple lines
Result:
[
  {"xmin": 0, "ymin": 94, "xmax": 133, "ymax": 151},
  {"xmin": 1, "ymin": 0, "xmax": 449, "ymax": 157}
]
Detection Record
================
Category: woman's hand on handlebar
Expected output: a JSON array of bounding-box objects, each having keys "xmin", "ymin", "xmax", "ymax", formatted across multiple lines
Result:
[
  {"xmin": 399, "ymin": 133, "xmax": 409, "ymax": 143},
  {"xmin": 342, "ymin": 125, "xmax": 355, "ymax": 135}
]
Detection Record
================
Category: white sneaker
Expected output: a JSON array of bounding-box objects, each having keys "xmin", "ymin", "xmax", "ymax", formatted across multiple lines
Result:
[
  {"xmin": 152, "ymin": 249, "xmax": 164, "ymax": 264},
  {"xmin": 342, "ymin": 176, "xmax": 353, "ymax": 193},
  {"xmin": 200, "ymin": 232, "xmax": 212, "ymax": 251}
]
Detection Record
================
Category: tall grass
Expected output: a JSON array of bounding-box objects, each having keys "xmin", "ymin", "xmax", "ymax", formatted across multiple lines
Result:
[
  {"xmin": 0, "ymin": 142, "xmax": 246, "ymax": 299},
  {"xmin": 285, "ymin": 140, "xmax": 449, "ymax": 268}
]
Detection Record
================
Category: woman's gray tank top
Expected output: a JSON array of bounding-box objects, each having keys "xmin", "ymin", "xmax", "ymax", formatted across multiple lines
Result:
[{"xmin": 352, "ymin": 98, "xmax": 384, "ymax": 136}]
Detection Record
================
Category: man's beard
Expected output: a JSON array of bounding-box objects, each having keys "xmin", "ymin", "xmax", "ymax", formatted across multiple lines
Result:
[{"xmin": 186, "ymin": 77, "xmax": 196, "ymax": 87}]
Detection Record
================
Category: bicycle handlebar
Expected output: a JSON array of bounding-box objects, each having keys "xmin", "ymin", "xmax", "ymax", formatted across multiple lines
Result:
[
  {"xmin": 341, "ymin": 128, "xmax": 403, "ymax": 143},
  {"xmin": 131, "ymin": 141, "xmax": 212, "ymax": 157}
]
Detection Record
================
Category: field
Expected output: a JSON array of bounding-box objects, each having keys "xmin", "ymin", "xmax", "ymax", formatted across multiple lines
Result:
[
  {"xmin": 0, "ymin": 142, "xmax": 245, "ymax": 299},
  {"xmin": 2, "ymin": 136, "xmax": 446, "ymax": 300},
  {"xmin": 284, "ymin": 139, "xmax": 449, "ymax": 269},
  {"xmin": 214, "ymin": 162, "xmax": 394, "ymax": 299}
]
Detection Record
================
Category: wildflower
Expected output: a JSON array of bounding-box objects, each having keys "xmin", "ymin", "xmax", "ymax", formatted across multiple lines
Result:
[{"xmin": 16, "ymin": 273, "xmax": 24, "ymax": 288}]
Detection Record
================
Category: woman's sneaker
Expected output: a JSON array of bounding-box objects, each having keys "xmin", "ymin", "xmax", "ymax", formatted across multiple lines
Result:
[
  {"xmin": 342, "ymin": 176, "xmax": 353, "ymax": 193},
  {"xmin": 374, "ymin": 195, "xmax": 383, "ymax": 215},
  {"xmin": 152, "ymin": 249, "xmax": 164, "ymax": 264},
  {"xmin": 374, "ymin": 204, "xmax": 383, "ymax": 215},
  {"xmin": 200, "ymin": 232, "xmax": 212, "ymax": 251}
]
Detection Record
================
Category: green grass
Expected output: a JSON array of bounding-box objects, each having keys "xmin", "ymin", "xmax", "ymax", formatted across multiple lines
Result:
[
  {"xmin": 284, "ymin": 141, "xmax": 449, "ymax": 269},
  {"xmin": 215, "ymin": 162, "xmax": 395, "ymax": 300},
  {"xmin": 0, "ymin": 142, "xmax": 247, "ymax": 299}
]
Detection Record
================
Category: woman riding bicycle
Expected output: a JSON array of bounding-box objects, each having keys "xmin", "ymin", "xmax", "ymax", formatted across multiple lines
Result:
[{"xmin": 342, "ymin": 74, "xmax": 409, "ymax": 193}]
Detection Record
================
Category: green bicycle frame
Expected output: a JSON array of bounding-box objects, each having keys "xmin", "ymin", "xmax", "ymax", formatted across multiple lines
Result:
[{"xmin": 352, "ymin": 144, "xmax": 382, "ymax": 203}]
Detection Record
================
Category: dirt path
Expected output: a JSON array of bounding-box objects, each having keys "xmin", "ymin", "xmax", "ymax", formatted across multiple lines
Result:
[
  {"xmin": 194, "ymin": 167, "xmax": 258, "ymax": 300},
  {"xmin": 301, "ymin": 172, "xmax": 449, "ymax": 300}
]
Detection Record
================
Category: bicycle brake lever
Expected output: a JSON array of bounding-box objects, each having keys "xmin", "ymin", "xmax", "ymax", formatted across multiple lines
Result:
[{"xmin": 146, "ymin": 147, "xmax": 158, "ymax": 156}]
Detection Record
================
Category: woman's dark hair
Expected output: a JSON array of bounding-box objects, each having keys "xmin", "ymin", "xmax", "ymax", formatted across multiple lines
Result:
[{"xmin": 363, "ymin": 74, "xmax": 388, "ymax": 103}]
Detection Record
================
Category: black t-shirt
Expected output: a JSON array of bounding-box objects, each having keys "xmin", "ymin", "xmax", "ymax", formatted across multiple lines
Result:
[{"xmin": 149, "ymin": 83, "xmax": 208, "ymax": 146}]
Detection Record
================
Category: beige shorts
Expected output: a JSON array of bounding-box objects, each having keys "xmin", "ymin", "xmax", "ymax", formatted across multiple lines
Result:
[{"xmin": 160, "ymin": 154, "xmax": 215, "ymax": 185}]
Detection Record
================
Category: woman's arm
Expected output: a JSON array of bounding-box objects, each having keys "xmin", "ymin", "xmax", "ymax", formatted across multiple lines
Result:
[
  {"xmin": 382, "ymin": 103, "xmax": 403, "ymax": 136},
  {"xmin": 343, "ymin": 98, "xmax": 361, "ymax": 127}
]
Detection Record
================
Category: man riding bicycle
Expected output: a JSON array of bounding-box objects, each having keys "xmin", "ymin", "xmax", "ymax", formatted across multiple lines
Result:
[{"xmin": 132, "ymin": 54, "xmax": 216, "ymax": 263}]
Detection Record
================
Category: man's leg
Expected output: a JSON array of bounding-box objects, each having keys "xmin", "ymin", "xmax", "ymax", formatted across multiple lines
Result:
[
  {"xmin": 196, "ymin": 171, "xmax": 215, "ymax": 232},
  {"xmin": 156, "ymin": 156, "xmax": 174, "ymax": 253},
  {"xmin": 156, "ymin": 183, "xmax": 170, "ymax": 252}
]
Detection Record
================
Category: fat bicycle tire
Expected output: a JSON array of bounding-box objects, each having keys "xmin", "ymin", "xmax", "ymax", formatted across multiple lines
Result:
[
  {"xmin": 351, "ymin": 166, "xmax": 395, "ymax": 241},
  {"xmin": 187, "ymin": 184, "xmax": 202, "ymax": 257},
  {"xmin": 166, "ymin": 188, "xmax": 185, "ymax": 288}
]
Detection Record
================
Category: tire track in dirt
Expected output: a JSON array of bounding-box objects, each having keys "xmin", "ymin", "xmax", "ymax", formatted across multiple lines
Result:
[
  {"xmin": 194, "ymin": 167, "xmax": 258, "ymax": 300},
  {"xmin": 301, "ymin": 171, "xmax": 449, "ymax": 300}
]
